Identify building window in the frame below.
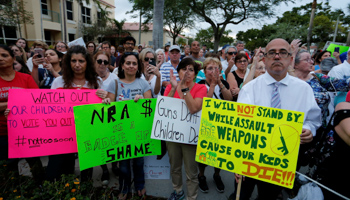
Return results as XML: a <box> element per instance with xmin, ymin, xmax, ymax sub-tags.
<box><xmin>0</xmin><ymin>0</ymin><xmax>12</xmax><ymax>6</ymax></box>
<box><xmin>44</xmin><ymin>30</ymin><xmax>52</xmax><ymax>45</ymax></box>
<box><xmin>41</xmin><ymin>0</ymin><xmax>49</xmax><ymax>15</ymax></box>
<box><xmin>0</xmin><ymin>26</ymin><xmax>18</xmax><ymax>45</ymax></box>
<box><xmin>69</xmin><ymin>33</ymin><xmax>75</xmax><ymax>42</ymax></box>
<box><xmin>81</xmin><ymin>6</ymin><xmax>91</xmax><ymax>24</ymax></box>
<box><xmin>66</xmin><ymin>1</ymin><xmax>73</xmax><ymax>20</ymax></box>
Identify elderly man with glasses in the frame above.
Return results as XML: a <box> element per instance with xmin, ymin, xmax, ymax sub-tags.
<box><xmin>221</xmin><ymin>46</ymin><xmax>238</xmax><ymax>77</ymax></box>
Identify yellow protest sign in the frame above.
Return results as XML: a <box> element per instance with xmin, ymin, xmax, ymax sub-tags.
<box><xmin>196</xmin><ymin>98</ymin><xmax>304</xmax><ymax>189</ymax></box>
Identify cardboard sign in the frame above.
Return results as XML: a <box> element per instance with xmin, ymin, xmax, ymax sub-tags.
<box><xmin>151</xmin><ymin>96</ymin><xmax>201</xmax><ymax>145</ymax></box>
<box><xmin>73</xmin><ymin>99</ymin><xmax>161</xmax><ymax>171</ymax></box>
<box><xmin>68</xmin><ymin>37</ymin><xmax>86</xmax><ymax>48</ymax></box>
<box><xmin>144</xmin><ymin>154</ymin><xmax>171</xmax><ymax>179</ymax></box>
<box><xmin>7</xmin><ymin>89</ymin><xmax>102</xmax><ymax>158</ymax></box>
<box><xmin>326</xmin><ymin>43</ymin><xmax>349</xmax><ymax>57</ymax></box>
<box><xmin>196</xmin><ymin>98</ymin><xmax>304</xmax><ymax>189</ymax></box>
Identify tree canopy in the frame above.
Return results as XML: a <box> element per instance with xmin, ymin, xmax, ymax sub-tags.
<box><xmin>236</xmin><ymin>2</ymin><xmax>349</xmax><ymax>50</ymax></box>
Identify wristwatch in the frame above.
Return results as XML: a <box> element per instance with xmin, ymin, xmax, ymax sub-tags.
<box><xmin>182</xmin><ymin>87</ymin><xmax>189</xmax><ymax>96</ymax></box>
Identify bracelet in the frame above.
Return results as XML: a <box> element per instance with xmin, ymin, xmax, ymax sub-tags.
<box><xmin>181</xmin><ymin>88</ymin><xmax>189</xmax><ymax>92</ymax></box>
<box><xmin>220</xmin><ymin>85</ymin><xmax>225</xmax><ymax>91</ymax></box>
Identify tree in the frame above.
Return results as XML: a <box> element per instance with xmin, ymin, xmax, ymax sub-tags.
<box><xmin>187</xmin><ymin>0</ymin><xmax>294</xmax><ymax>52</ymax></box>
<box><xmin>128</xmin><ymin>0</ymin><xmax>194</xmax><ymax>44</ymax></box>
<box><xmin>195</xmin><ymin>27</ymin><xmax>234</xmax><ymax>50</ymax></box>
<box><xmin>0</xmin><ymin>0</ymin><xmax>34</xmax><ymax>38</ymax></box>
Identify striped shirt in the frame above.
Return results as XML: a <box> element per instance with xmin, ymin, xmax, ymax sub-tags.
<box><xmin>160</xmin><ymin>61</ymin><xmax>180</xmax><ymax>83</ymax></box>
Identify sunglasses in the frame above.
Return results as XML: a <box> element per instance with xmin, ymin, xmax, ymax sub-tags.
<box><xmin>228</xmin><ymin>52</ymin><xmax>237</xmax><ymax>55</ymax></box>
<box><xmin>124</xmin><ymin>52</ymin><xmax>139</xmax><ymax>56</ymax></box>
<box><xmin>144</xmin><ymin>57</ymin><xmax>153</xmax><ymax>62</ymax></box>
<box><xmin>97</xmin><ymin>59</ymin><xmax>109</xmax><ymax>65</ymax></box>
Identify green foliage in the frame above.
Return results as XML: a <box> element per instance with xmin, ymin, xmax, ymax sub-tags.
<box><xmin>237</xmin><ymin>2</ymin><xmax>350</xmax><ymax>49</ymax></box>
<box><xmin>128</xmin><ymin>0</ymin><xmax>194</xmax><ymax>43</ymax></box>
<box><xmin>195</xmin><ymin>28</ymin><xmax>234</xmax><ymax>49</ymax></box>
<box><xmin>0</xmin><ymin>0</ymin><xmax>34</xmax><ymax>26</ymax></box>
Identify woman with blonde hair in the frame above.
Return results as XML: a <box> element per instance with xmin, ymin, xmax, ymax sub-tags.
<box><xmin>139</xmin><ymin>48</ymin><xmax>161</xmax><ymax>97</ymax></box>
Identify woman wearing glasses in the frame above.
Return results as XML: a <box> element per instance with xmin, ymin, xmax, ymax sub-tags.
<box><xmin>294</xmin><ymin>50</ymin><xmax>350</xmax><ymax>129</ymax></box>
<box><xmin>103</xmin><ymin>52</ymin><xmax>151</xmax><ymax>200</ymax></box>
<box><xmin>94</xmin><ymin>51</ymin><xmax>118</xmax><ymax>90</ymax></box>
<box><xmin>86</xmin><ymin>41</ymin><xmax>96</xmax><ymax>55</ymax></box>
<box><xmin>226</xmin><ymin>53</ymin><xmax>249</xmax><ymax>100</ymax></box>
<box><xmin>10</xmin><ymin>45</ymin><xmax>27</xmax><ymax>63</ymax></box>
<box><xmin>54</xmin><ymin>41</ymin><xmax>68</xmax><ymax>53</ymax></box>
<box><xmin>139</xmin><ymin>48</ymin><xmax>161</xmax><ymax>98</ymax></box>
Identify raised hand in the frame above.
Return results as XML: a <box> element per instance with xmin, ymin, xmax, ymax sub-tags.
<box><xmin>169</xmin><ymin>69</ymin><xmax>178</xmax><ymax>89</ymax></box>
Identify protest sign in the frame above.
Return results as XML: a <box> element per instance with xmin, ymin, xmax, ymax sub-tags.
<box><xmin>151</xmin><ymin>96</ymin><xmax>201</xmax><ymax>145</ymax></box>
<box><xmin>7</xmin><ymin>89</ymin><xmax>101</xmax><ymax>158</ymax></box>
<box><xmin>144</xmin><ymin>154</ymin><xmax>170</xmax><ymax>179</ymax></box>
<box><xmin>68</xmin><ymin>37</ymin><xmax>86</xmax><ymax>48</ymax></box>
<box><xmin>196</xmin><ymin>98</ymin><xmax>304</xmax><ymax>189</ymax></box>
<box><xmin>73</xmin><ymin>99</ymin><xmax>161</xmax><ymax>170</ymax></box>
<box><xmin>326</xmin><ymin>43</ymin><xmax>349</xmax><ymax>57</ymax></box>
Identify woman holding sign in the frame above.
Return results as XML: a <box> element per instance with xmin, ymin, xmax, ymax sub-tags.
<box><xmin>49</xmin><ymin>45</ymin><xmax>104</xmax><ymax>182</ymax></box>
<box><xmin>165</xmin><ymin>57</ymin><xmax>207</xmax><ymax>200</ymax></box>
<box><xmin>103</xmin><ymin>52</ymin><xmax>151</xmax><ymax>200</ymax></box>
<box><xmin>196</xmin><ymin>57</ymin><xmax>232</xmax><ymax>193</ymax></box>
<box><xmin>0</xmin><ymin>44</ymin><xmax>44</xmax><ymax>183</ymax></box>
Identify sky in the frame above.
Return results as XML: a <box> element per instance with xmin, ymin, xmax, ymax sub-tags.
<box><xmin>114</xmin><ymin>0</ymin><xmax>349</xmax><ymax>39</ymax></box>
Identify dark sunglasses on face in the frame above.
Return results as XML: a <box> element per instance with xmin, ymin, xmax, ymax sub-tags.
<box><xmin>124</xmin><ymin>52</ymin><xmax>139</xmax><ymax>56</ymax></box>
<box><xmin>144</xmin><ymin>57</ymin><xmax>153</xmax><ymax>62</ymax></box>
<box><xmin>228</xmin><ymin>51</ymin><xmax>237</xmax><ymax>55</ymax></box>
<box><xmin>97</xmin><ymin>59</ymin><xmax>109</xmax><ymax>65</ymax></box>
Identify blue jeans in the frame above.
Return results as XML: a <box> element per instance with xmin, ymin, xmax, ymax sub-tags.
<box><xmin>119</xmin><ymin>157</ymin><xmax>145</xmax><ymax>194</ymax></box>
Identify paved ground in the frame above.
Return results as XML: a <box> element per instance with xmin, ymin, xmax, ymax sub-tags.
<box><xmin>19</xmin><ymin>157</ymin><xmax>301</xmax><ymax>200</ymax></box>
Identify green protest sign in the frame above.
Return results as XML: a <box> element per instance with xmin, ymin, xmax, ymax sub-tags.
<box><xmin>73</xmin><ymin>99</ymin><xmax>161</xmax><ymax>171</ymax></box>
<box><xmin>326</xmin><ymin>43</ymin><xmax>349</xmax><ymax>57</ymax></box>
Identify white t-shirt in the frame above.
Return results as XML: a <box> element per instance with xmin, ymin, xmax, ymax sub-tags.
<box><xmin>141</xmin><ymin>74</ymin><xmax>161</xmax><ymax>98</ymax></box>
<box><xmin>101</xmin><ymin>73</ymin><xmax>118</xmax><ymax>90</ymax></box>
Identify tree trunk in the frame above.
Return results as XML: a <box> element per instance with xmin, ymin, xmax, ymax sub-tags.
<box><xmin>153</xmin><ymin>0</ymin><xmax>164</xmax><ymax>50</ymax></box>
<box><xmin>307</xmin><ymin>0</ymin><xmax>316</xmax><ymax>52</ymax></box>
<box><xmin>346</xmin><ymin>31</ymin><xmax>350</xmax><ymax>46</ymax></box>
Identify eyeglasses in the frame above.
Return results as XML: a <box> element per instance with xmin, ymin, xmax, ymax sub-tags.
<box><xmin>56</xmin><ymin>45</ymin><xmax>66</xmax><ymax>48</ymax></box>
<box><xmin>124</xmin><ymin>52</ymin><xmax>139</xmax><ymax>56</ymax></box>
<box><xmin>264</xmin><ymin>51</ymin><xmax>291</xmax><ymax>58</ymax></box>
<box><xmin>144</xmin><ymin>57</ymin><xmax>153</xmax><ymax>62</ymax></box>
<box><xmin>237</xmin><ymin>60</ymin><xmax>248</xmax><ymax>64</ymax></box>
<box><xmin>301</xmin><ymin>58</ymin><xmax>314</xmax><ymax>63</ymax></box>
<box><xmin>125</xmin><ymin>42</ymin><xmax>135</xmax><ymax>46</ymax></box>
<box><xmin>88</xmin><ymin>45</ymin><xmax>94</xmax><ymax>48</ymax></box>
<box><xmin>227</xmin><ymin>51</ymin><xmax>237</xmax><ymax>55</ymax></box>
<box><xmin>97</xmin><ymin>59</ymin><xmax>109</xmax><ymax>65</ymax></box>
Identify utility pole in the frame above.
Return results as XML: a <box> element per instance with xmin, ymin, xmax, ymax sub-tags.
<box><xmin>333</xmin><ymin>16</ymin><xmax>340</xmax><ymax>42</ymax></box>
<box><xmin>307</xmin><ymin>0</ymin><xmax>316</xmax><ymax>52</ymax></box>
<box><xmin>138</xmin><ymin>9</ymin><xmax>142</xmax><ymax>45</ymax></box>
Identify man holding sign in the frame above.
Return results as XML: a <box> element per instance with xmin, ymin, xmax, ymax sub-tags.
<box><xmin>232</xmin><ymin>38</ymin><xmax>321</xmax><ymax>199</ymax></box>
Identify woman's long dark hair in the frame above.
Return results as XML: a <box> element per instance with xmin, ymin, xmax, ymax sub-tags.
<box><xmin>118</xmin><ymin>52</ymin><xmax>142</xmax><ymax>79</ymax></box>
<box><xmin>62</xmin><ymin>45</ymin><xmax>99</xmax><ymax>89</ymax></box>
<box><xmin>14</xmin><ymin>56</ymin><xmax>30</xmax><ymax>74</ymax></box>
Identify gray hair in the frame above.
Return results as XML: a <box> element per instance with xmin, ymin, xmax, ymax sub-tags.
<box><xmin>225</xmin><ymin>46</ymin><xmax>237</xmax><ymax>54</ymax></box>
<box><xmin>236</xmin><ymin>41</ymin><xmax>245</xmax><ymax>46</ymax></box>
<box><xmin>295</xmin><ymin>49</ymin><xmax>309</xmax><ymax>65</ymax></box>
<box><xmin>155</xmin><ymin>48</ymin><xmax>166</xmax><ymax>63</ymax></box>
<box><xmin>320</xmin><ymin>57</ymin><xmax>338</xmax><ymax>72</ymax></box>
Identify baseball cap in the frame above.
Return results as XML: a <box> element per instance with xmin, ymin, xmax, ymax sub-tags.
<box><xmin>222</xmin><ymin>44</ymin><xmax>230</xmax><ymax>51</ymax></box>
<box><xmin>169</xmin><ymin>45</ymin><xmax>180</xmax><ymax>52</ymax></box>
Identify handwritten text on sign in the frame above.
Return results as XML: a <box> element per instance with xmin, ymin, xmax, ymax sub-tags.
<box><xmin>151</xmin><ymin>96</ymin><xmax>201</xmax><ymax>145</ymax></box>
<box><xmin>7</xmin><ymin>89</ymin><xmax>101</xmax><ymax>158</ymax></box>
<box><xmin>196</xmin><ymin>98</ymin><xmax>304</xmax><ymax>189</ymax></box>
<box><xmin>73</xmin><ymin>99</ymin><xmax>161</xmax><ymax>171</ymax></box>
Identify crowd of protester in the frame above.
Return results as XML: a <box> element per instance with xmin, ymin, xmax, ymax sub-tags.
<box><xmin>0</xmin><ymin>35</ymin><xmax>350</xmax><ymax>200</ymax></box>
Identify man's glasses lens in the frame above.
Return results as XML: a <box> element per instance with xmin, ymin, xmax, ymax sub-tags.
<box><xmin>97</xmin><ymin>59</ymin><xmax>109</xmax><ymax>65</ymax></box>
<box><xmin>228</xmin><ymin>52</ymin><xmax>237</xmax><ymax>55</ymax></box>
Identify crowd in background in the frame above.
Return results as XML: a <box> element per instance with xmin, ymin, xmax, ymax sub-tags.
<box><xmin>0</xmin><ymin>35</ymin><xmax>350</xmax><ymax>200</ymax></box>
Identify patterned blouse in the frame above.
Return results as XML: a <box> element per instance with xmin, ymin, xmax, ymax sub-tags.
<box><xmin>306</xmin><ymin>73</ymin><xmax>350</xmax><ymax>127</ymax></box>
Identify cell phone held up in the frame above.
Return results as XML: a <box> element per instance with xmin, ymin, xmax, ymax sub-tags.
<box><xmin>149</xmin><ymin>59</ymin><xmax>156</xmax><ymax>66</ymax></box>
<box><xmin>34</xmin><ymin>48</ymin><xmax>44</xmax><ymax>58</ymax></box>
<box><xmin>334</xmin><ymin>47</ymin><xmax>340</xmax><ymax>53</ymax></box>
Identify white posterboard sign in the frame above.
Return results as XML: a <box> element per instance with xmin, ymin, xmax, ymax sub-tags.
<box><xmin>144</xmin><ymin>154</ymin><xmax>170</xmax><ymax>179</ymax></box>
<box><xmin>151</xmin><ymin>96</ymin><xmax>201</xmax><ymax>145</ymax></box>
<box><xmin>68</xmin><ymin>37</ymin><xmax>86</xmax><ymax>48</ymax></box>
